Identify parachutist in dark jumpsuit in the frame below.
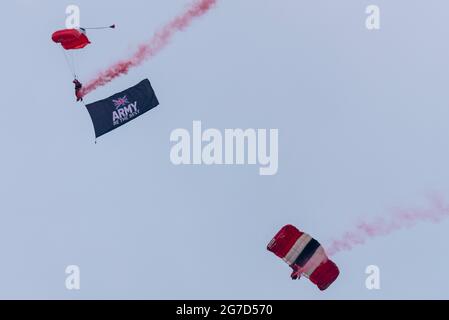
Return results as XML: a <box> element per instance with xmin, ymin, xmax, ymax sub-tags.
<box><xmin>290</xmin><ymin>266</ymin><xmax>302</xmax><ymax>280</ymax></box>
<box><xmin>73</xmin><ymin>79</ymin><xmax>83</xmax><ymax>102</ymax></box>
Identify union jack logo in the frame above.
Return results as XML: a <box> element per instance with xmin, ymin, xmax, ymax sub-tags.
<box><xmin>113</xmin><ymin>96</ymin><xmax>130</xmax><ymax>109</ymax></box>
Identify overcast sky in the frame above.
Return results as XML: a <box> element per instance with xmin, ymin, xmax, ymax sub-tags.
<box><xmin>1</xmin><ymin>0</ymin><xmax>449</xmax><ymax>299</ymax></box>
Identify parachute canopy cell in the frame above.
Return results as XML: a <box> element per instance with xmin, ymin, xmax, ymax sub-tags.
<box><xmin>52</xmin><ymin>29</ymin><xmax>91</xmax><ymax>50</ymax></box>
<box><xmin>267</xmin><ymin>225</ymin><xmax>340</xmax><ymax>291</ymax></box>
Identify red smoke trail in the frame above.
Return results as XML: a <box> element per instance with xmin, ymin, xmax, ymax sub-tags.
<box><xmin>80</xmin><ymin>0</ymin><xmax>217</xmax><ymax>97</ymax></box>
<box><xmin>326</xmin><ymin>195</ymin><xmax>449</xmax><ymax>256</ymax></box>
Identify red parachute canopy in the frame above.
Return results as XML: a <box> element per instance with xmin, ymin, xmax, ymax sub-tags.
<box><xmin>267</xmin><ymin>225</ymin><xmax>340</xmax><ymax>291</ymax></box>
<box><xmin>52</xmin><ymin>29</ymin><xmax>91</xmax><ymax>50</ymax></box>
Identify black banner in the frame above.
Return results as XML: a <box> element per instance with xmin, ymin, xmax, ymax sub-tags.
<box><xmin>85</xmin><ymin>79</ymin><xmax>159</xmax><ymax>138</ymax></box>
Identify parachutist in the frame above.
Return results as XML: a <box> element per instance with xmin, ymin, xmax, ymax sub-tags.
<box><xmin>73</xmin><ymin>79</ymin><xmax>83</xmax><ymax>102</ymax></box>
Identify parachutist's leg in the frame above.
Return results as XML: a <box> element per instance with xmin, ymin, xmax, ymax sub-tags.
<box><xmin>291</xmin><ymin>273</ymin><xmax>301</xmax><ymax>280</ymax></box>
<box><xmin>290</xmin><ymin>267</ymin><xmax>301</xmax><ymax>280</ymax></box>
